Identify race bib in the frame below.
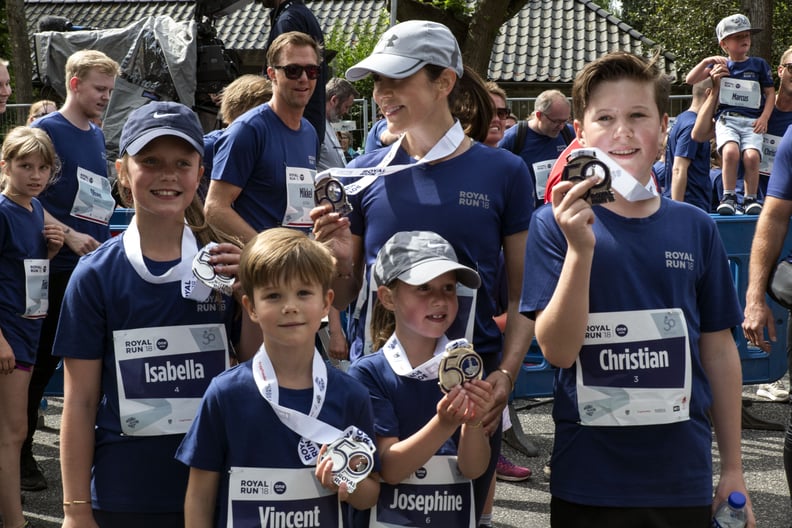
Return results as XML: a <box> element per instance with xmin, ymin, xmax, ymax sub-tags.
<box><xmin>760</xmin><ymin>133</ymin><xmax>782</xmax><ymax>176</ymax></box>
<box><xmin>282</xmin><ymin>167</ymin><xmax>315</xmax><ymax>228</ymax></box>
<box><xmin>719</xmin><ymin>78</ymin><xmax>761</xmax><ymax>110</ymax></box>
<box><xmin>371</xmin><ymin>456</ymin><xmax>474</xmax><ymax>528</ymax></box>
<box><xmin>531</xmin><ymin>159</ymin><xmax>554</xmax><ymax>200</ymax></box>
<box><xmin>227</xmin><ymin>467</ymin><xmax>341</xmax><ymax>528</ymax></box>
<box><xmin>575</xmin><ymin>309</ymin><xmax>691</xmax><ymax>427</ymax></box>
<box><xmin>70</xmin><ymin>167</ymin><xmax>114</xmax><ymax>225</ymax></box>
<box><xmin>22</xmin><ymin>259</ymin><xmax>49</xmax><ymax>319</ymax></box>
<box><xmin>113</xmin><ymin>324</ymin><xmax>229</xmax><ymax>435</ymax></box>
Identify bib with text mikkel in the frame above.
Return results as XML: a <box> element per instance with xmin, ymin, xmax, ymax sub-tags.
<box><xmin>227</xmin><ymin>467</ymin><xmax>341</xmax><ymax>528</ymax></box>
<box><xmin>575</xmin><ymin>309</ymin><xmax>691</xmax><ymax>427</ymax></box>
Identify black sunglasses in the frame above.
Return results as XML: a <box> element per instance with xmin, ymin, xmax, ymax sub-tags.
<box><xmin>273</xmin><ymin>64</ymin><xmax>321</xmax><ymax>80</ymax></box>
<box><xmin>783</xmin><ymin>63</ymin><xmax>792</xmax><ymax>74</ymax></box>
<box><xmin>495</xmin><ymin>107</ymin><xmax>510</xmax><ymax>120</ymax></box>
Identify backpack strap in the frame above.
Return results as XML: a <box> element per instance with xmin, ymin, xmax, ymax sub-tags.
<box><xmin>510</xmin><ymin>120</ymin><xmax>529</xmax><ymax>155</ymax></box>
<box><xmin>560</xmin><ymin>124</ymin><xmax>574</xmax><ymax>145</ymax></box>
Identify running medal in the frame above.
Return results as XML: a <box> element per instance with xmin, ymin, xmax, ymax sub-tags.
<box><xmin>438</xmin><ymin>338</ymin><xmax>483</xmax><ymax>393</ymax></box>
<box><xmin>319</xmin><ymin>426</ymin><xmax>376</xmax><ymax>492</ymax></box>
<box><xmin>314</xmin><ymin>175</ymin><xmax>353</xmax><ymax>217</ymax></box>
<box><xmin>192</xmin><ymin>242</ymin><xmax>235</xmax><ymax>295</ymax></box>
<box><xmin>562</xmin><ymin>148</ymin><xmax>615</xmax><ymax>205</ymax></box>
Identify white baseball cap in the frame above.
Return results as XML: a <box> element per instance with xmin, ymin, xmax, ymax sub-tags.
<box><xmin>716</xmin><ymin>14</ymin><xmax>761</xmax><ymax>42</ymax></box>
<box><xmin>346</xmin><ymin>20</ymin><xmax>464</xmax><ymax>81</ymax></box>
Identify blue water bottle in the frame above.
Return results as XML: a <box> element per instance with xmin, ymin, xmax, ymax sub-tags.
<box><xmin>712</xmin><ymin>491</ymin><xmax>747</xmax><ymax>528</ymax></box>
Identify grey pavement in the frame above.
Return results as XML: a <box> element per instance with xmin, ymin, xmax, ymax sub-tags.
<box><xmin>22</xmin><ymin>385</ymin><xmax>792</xmax><ymax>527</ymax></box>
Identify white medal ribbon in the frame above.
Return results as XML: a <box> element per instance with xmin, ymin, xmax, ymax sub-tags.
<box><xmin>315</xmin><ymin>120</ymin><xmax>467</xmax><ymax>194</ymax></box>
<box><xmin>382</xmin><ymin>333</ymin><xmax>449</xmax><ymax>381</ymax></box>
<box><xmin>252</xmin><ymin>345</ymin><xmax>340</xmax><ymax>465</ymax></box>
<box><xmin>122</xmin><ymin>216</ymin><xmax>212</xmax><ymax>302</ymax></box>
<box><xmin>573</xmin><ymin>147</ymin><xmax>658</xmax><ymax>202</ymax></box>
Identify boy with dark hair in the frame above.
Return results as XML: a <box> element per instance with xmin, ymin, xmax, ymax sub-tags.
<box><xmin>522</xmin><ymin>51</ymin><xmax>754</xmax><ymax>527</ymax></box>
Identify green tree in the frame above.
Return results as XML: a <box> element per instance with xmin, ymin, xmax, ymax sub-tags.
<box><xmin>6</xmin><ymin>0</ymin><xmax>32</xmax><ymax>102</ymax></box>
<box><xmin>619</xmin><ymin>0</ymin><xmax>791</xmax><ymax>80</ymax></box>
<box><xmin>325</xmin><ymin>9</ymin><xmax>391</xmax><ymax>101</ymax></box>
<box><xmin>394</xmin><ymin>0</ymin><xmax>533</xmax><ymax>76</ymax></box>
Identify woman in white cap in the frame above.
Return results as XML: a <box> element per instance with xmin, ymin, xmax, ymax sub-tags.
<box><xmin>312</xmin><ymin>20</ymin><xmax>536</xmax><ymax>523</ymax></box>
<box><xmin>57</xmin><ymin>101</ymin><xmax>241</xmax><ymax>528</ymax></box>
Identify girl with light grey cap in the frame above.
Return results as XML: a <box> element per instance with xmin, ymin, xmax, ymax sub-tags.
<box><xmin>311</xmin><ymin>19</ymin><xmax>536</xmax><ymax>524</ymax></box>
<box><xmin>348</xmin><ymin>230</ymin><xmax>493</xmax><ymax>527</ymax></box>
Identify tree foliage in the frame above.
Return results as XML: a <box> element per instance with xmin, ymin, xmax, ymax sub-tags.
<box><xmin>325</xmin><ymin>9</ymin><xmax>391</xmax><ymax>101</ymax></box>
<box><xmin>6</xmin><ymin>0</ymin><xmax>32</xmax><ymax>102</ymax></box>
<box><xmin>619</xmin><ymin>0</ymin><xmax>791</xmax><ymax>81</ymax></box>
<box><xmin>395</xmin><ymin>0</ymin><xmax>532</xmax><ymax>76</ymax></box>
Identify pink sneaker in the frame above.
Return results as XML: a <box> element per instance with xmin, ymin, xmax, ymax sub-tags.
<box><xmin>495</xmin><ymin>454</ymin><xmax>532</xmax><ymax>481</ymax></box>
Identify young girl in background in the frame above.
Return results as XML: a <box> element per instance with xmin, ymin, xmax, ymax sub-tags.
<box><xmin>348</xmin><ymin>230</ymin><xmax>494</xmax><ymax>527</ymax></box>
<box><xmin>0</xmin><ymin>126</ymin><xmax>63</xmax><ymax>528</ymax></box>
<box><xmin>56</xmin><ymin>101</ymin><xmax>241</xmax><ymax>528</ymax></box>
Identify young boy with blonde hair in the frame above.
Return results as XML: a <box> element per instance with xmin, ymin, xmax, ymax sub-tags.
<box><xmin>686</xmin><ymin>14</ymin><xmax>774</xmax><ymax>215</ymax></box>
<box><xmin>177</xmin><ymin>228</ymin><xmax>379</xmax><ymax>527</ymax></box>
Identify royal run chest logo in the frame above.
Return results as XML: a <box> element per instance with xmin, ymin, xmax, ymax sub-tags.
<box><xmin>458</xmin><ymin>190</ymin><xmax>490</xmax><ymax>209</ymax></box>
<box><xmin>665</xmin><ymin>250</ymin><xmax>695</xmax><ymax>271</ymax></box>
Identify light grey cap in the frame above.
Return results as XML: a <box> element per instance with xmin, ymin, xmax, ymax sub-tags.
<box><xmin>346</xmin><ymin>20</ymin><xmax>464</xmax><ymax>81</ymax></box>
<box><xmin>373</xmin><ymin>230</ymin><xmax>481</xmax><ymax>289</ymax></box>
<box><xmin>716</xmin><ymin>14</ymin><xmax>761</xmax><ymax>42</ymax></box>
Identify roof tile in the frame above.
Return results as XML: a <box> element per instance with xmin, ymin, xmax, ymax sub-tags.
<box><xmin>24</xmin><ymin>0</ymin><xmax>676</xmax><ymax>83</ymax></box>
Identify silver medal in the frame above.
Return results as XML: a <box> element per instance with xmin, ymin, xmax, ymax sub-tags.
<box><xmin>192</xmin><ymin>242</ymin><xmax>235</xmax><ymax>295</ymax></box>
<box><xmin>319</xmin><ymin>427</ymin><xmax>376</xmax><ymax>492</ymax></box>
<box><xmin>314</xmin><ymin>175</ymin><xmax>353</xmax><ymax>217</ymax></box>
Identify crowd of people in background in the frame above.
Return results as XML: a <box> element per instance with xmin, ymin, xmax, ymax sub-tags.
<box><xmin>10</xmin><ymin>4</ymin><xmax>792</xmax><ymax>528</ymax></box>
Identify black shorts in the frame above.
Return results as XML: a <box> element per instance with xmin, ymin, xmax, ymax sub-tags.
<box><xmin>551</xmin><ymin>496</ymin><xmax>711</xmax><ymax>528</ymax></box>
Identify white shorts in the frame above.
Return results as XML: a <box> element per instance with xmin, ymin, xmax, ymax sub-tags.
<box><xmin>715</xmin><ymin>113</ymin><xmax>764</xmax><ymax>158</ymax></box>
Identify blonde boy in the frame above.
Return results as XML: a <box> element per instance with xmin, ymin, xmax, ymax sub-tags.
<box><xmin>177</xmin><ymin>228</ymin><xmax>379</xmax><ymax>527</ymax></box>
<box><xmin>686</xmin><ymin>14</ymin><xmax>774</xmax><ymax>215</ymax></box>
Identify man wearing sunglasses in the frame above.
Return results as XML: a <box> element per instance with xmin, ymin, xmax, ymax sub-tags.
<box><xmin>498</xmin><ymin>89</ymin><xmax>573</xmax><ymax>208</ymax></box>
<box><xmin>757</xmin><ymin>48</ymin><xmax>792</xmax><ymax>199</ymax></box>
<box><xmin>732</xmin><ymin>46</ymin><xmax>792</xmax><ymax>409</ymax></box>
<box><xmin>205</xmin><ymin>31</ymin><xmax>321</xmax><ymax>260</ymax></box>
<box><xmin>261</xmin><ymin>0</ymin><xmax>327</xmax><ymax>153</ymax></box>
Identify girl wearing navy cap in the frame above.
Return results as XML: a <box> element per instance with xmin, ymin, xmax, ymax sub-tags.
<box><xmin>57</xmin><ymin>101</ymin><xmax>241</xmax><ymax>528</ymax></box>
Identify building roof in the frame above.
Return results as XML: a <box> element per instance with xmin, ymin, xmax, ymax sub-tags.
<box><xmin>492</xmin><ymin>1</ymin><xmax>675</xmax><ymax>82</ymax></box>
<box><xmin>23</xmin><ymin>0</ymin><xmax>676</xmax><ymax>82</ymax></box>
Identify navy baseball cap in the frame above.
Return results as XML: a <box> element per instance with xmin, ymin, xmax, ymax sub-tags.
<box><xmin>373</xmin><ymin>231</ymin><xmax>480</xmax><ymax>289</ymax></box>
<box><xmin>119</xmin><ymin>101</ymin><xmax>204</xmax><ymax>156</ymax></box>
